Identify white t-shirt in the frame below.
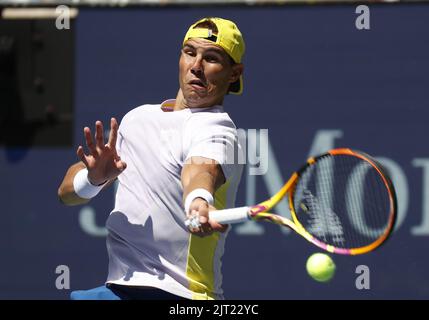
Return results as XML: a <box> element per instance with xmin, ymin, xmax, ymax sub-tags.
<box><xmin>105</xmin><ymin>99</ymin><xmax>243</xmax><ymax>300</ymax></box>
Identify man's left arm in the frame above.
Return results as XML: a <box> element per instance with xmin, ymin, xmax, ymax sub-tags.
<box><xmin>181</xmin><ymin>156</ymin><xmax>229</xmax><ymax>236</ymax></box>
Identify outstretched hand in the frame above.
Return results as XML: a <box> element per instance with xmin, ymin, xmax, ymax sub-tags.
<box><xmin>77</xmin><ymin>118</ymin><xmax>127</xmax><ymax>185</ymax></box>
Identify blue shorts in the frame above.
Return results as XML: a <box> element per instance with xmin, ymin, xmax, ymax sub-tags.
<box><xmin>70</xmin><ymin>284</ymin><xmax>188</xmax><ymax>300</ymax></box>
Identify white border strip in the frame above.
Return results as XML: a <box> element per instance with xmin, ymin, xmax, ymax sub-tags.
<box><xmin>2</xmin><ymin>7</ymin><xmax>79</xmax><ymax>19</ymax></box>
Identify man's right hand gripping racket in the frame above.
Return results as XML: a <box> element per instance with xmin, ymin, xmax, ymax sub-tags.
<box><xmin>185</xmin><ymin>148</ymin><xmax>397</xmax><ymax>255</ymax></box>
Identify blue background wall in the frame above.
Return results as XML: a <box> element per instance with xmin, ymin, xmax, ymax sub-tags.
<box><xmin>1</xmin><ymin>4</ymin><xmax>428</xmax><ymax>299</ymax></box>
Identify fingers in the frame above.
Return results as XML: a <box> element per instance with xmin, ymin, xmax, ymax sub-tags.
<box><xmin>84</xmin><ymin>127</ymin><xmax>97</xmax><ymax>156</ymax></box>
<box><xmin>205</xmin><ymin>212</ymin><xmax>229</xmax><ymax>234</ymax></box>
<box><xmin>115</xmin><ymin>159</ymin><xmax>127</xmax><ymax>172</ymax></box>
<box><xmin>209</xmin><ymin>220</ymin><xmax>229</xmax><ymax>233</ymax></box>
<box><xmin>76</xmin><ymin>145</ymin><xmax>89</xmax><ymax>167</ymax></box>
<box><xmin>188</xmin><ymin>210</ymin><xmax>213</xmax><ymax>237</ymax></box>
<box><xmin>108</xmin><ymin>118</ymin><xmax>118</xmax><ymax>149</ymax></box>
<box><xmin>187</xmin><ymin>199</ymin><xmax>214</xmax><ymax>237</ymax></box>
<box><xmin>95</xmin><ymin>121</ymin><xmax>105</xmax><ymax>150</ymax></box>
<box><xmin>83</xmin><ymin>121</ymin><xmax>108</xmax><ymax>157</ymax></box>
<box><xmin>205</xmin><ymin>204</ymin><xmax>228</xmax><ymax>232</ymax></box>
<box><xmin>185</xmin><ymin>200</ymin><xmax>229</xmax><ymax>236</ymax></box>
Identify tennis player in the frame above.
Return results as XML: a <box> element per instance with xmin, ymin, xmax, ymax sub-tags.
<box><xmin>58</xmin><ymin>17</ymin><xmax>245</xmax><ymax>300</ymax></box>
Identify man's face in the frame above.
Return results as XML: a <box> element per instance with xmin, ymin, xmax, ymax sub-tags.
<box><xmin>179</xmin><ymin>38</ymin><xmax>242</xmax><ymax>108</ymax></box>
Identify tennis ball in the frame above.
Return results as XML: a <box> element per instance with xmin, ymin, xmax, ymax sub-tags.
<box><xmin>306</xmin><ymin>253</ymin><xmax>336</xmax><ymax>282</ymax></box>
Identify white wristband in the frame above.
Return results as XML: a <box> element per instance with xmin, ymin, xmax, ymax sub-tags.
<box><xmin>184</xmin><ymin>188</ymin><xmax>214</xmax><ymax>214</ymax></box>
<box><xmin>73</xmin><ymin>168</ymin><xmax>106</xmax><ymax>199</ymax></box>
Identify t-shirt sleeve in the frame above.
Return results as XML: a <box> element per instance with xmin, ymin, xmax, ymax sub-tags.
<box><xmin>184</xmin><ymin>113</ymin><xmax>240</xmax><ymax>180</ymax></box>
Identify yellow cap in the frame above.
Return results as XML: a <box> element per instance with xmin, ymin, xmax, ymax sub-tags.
<box><xmin>183</xmin><ymin>17</ymin><xmax>245</xmax><ymax>95</ymax></box>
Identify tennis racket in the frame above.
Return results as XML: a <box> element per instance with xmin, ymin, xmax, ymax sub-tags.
<box><xmin>185</xmin><ymin>148</ymin><xmax>397</xmax><ymax>255</ymax></box>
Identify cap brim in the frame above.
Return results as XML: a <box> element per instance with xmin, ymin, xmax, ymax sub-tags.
<box><xmin>228</xmin><ymin>75</ymin><xmax>243</xmax><ymax>95</ymax></box>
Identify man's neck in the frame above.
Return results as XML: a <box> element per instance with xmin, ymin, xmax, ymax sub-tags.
<box><xmin>174</xmin><ymin>89</ymin><xmax>223</xmax><ymax>111</ymax></box>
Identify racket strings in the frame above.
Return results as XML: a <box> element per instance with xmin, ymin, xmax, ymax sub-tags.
<box><xmin>317</xmin><ymin>158</ymin><xmax>345</xmax><ymax>245</ymax></box>
<box><xmin>343</xmin><ymin>157</ymin><xmax>371</xmax><ymax>247</ymax></box>
<box><xmin>295</xmin><ymin>159</ymin><xmax>346</xmax><ymax>246</ymax></box>
<box><xmin>346</xmin><ymin>160</ymin><xmax>390</xmax><ymax>238</ymax></box>
<box><xmin>292</xmin><ymin>154</ymin><xmax>393</xmax><ymax>250</ymax></box>
<box><xmin>339</xmin><ymin>155</ymin><xmax>390</xmax><ymax>246</ymax></box>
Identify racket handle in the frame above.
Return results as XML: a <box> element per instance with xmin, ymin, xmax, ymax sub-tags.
<box><xmin>209</xmin><ymin>207</ymin><xmax>250</xmax><ymax>224</ymax></box>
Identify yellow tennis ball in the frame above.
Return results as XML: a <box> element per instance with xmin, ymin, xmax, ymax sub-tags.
<box><xmin>306</xmin><ymin>253</ymin><xmax>336</xmax><ymax>282</ymax></box>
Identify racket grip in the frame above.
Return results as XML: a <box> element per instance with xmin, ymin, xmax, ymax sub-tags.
<box><xmin>209</xmin><ymin>207</ymin><xmax>250</xmax><ymax>224</ymax></box>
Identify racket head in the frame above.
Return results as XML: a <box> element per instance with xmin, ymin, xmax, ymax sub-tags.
<box><xmin>288</xmin><ymin>148</ymin><xmax>397</xmax><ymax>255</ymax></box>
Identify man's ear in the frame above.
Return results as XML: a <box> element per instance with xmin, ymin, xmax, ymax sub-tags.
<box><xmin>229</xmin><ymin>63</ymin><xmax>244</xmax><ymax>84</ymax></box>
